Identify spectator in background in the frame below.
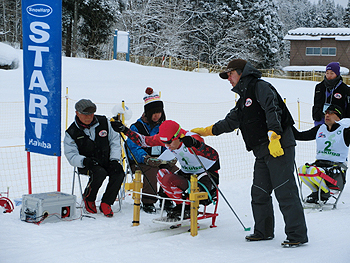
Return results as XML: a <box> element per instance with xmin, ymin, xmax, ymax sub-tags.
<box><xmin>126</xmin><ymin>87</ymin><xmax>178</xmax><ymax>214</ymax></box>
<box><xmin>64</xmin><ymin>99</ymin><xmax>125</xmax><ymax>217</ymax></box>
<box><xmin>312</xmin><ymin>62</ymin><xmax>350</xmax><ymax>126</ymax></box>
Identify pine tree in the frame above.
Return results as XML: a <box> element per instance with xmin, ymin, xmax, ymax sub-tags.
<box><xmin>343</xmin><ymin>0</ymin><xmax>350</xmax><ymax>27</ymax></box>
<box><xmin>185</xmin><ymin>0</ymin><xmax>245</xmax><ymax>64</ymax></box>
<box><xmin>277</xmin><ymin>0</ymin><xmax>317</xmax><ymax>31</ymax></box>
<box><xmin>79</xmin><ymin>0</ymin><xmax>118</xmax><ymax>58</ymax></box>
<box><xmin>211</xmin><ymin>0</ymin><xmax>253</xmax><ymax>65</ymax></box>
<box><xmin>313</xmin><ymin>0</ymin><xmax>342</xmax><ymax>27</ymax></box>
<box><xmin>62</xmin><ymin>0</ymin><xmax>122</xmax><ymax>59</ymax></box>
<box><xmin>243</xmin><ymin>0</ymin><xmax>284</xmax><ymax>68</ymax></box>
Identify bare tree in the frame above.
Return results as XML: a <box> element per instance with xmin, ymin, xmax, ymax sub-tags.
<box><xmin>0</xmin><ymin>0</ymin><xmax>22</xmax><ymax>46</ymax></box>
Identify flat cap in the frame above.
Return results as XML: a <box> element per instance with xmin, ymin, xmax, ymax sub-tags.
<box><xmin>75</xmin><ymin>99</ymin><xmax>96</xmax><ymax>115</ymax></box>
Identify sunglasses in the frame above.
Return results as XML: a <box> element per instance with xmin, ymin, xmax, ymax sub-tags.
<box><xmin>325</xmin><ymin>109</ymin><xmax>341</xmax><ymax>116</ymax></box>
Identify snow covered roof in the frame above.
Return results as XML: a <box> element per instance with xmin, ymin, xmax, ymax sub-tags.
<box><xmin>283</xmin><ymin>65</ymin><xmax>349</xmax><ymax>75</ymax></box>
<box><xmin>284</xmin><ymin>28</ymin><xmax>350</xmax><ymax>41</ymax></box>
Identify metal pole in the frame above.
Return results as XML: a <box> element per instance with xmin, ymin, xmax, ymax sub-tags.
<box><xmin>133</xmin><ymin>170</ymin><xmax>142</xmax><ymax>225</ymax></box>
<box><xmin>57</xmin><ymin>156</ymin><xmax>61</xmax><ymax>192</ymax></box>
<box><xmin>126</xmin><ymin>31</ymin><xmax>130</xmax><ymax>62</ymax></box>
<box><xmin>27</xmin><ymin>152</ymin><xmax>32</xmax><ymax>194</ymax></box>
<box><xmin>113</xmin><ymin>29</ymin><xmax>118</xmax><ymax>60</ymax></box>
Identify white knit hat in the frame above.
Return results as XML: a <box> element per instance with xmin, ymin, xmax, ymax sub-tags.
<box><xmin>143</xmin><ymin>87</ymin><xmax>163</xmax><ymax>113</ymax></box>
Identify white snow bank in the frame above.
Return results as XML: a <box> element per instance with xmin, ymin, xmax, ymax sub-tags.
<box><xmin>0</xmin><ymin>42</ymin><xmax>19</xmax><ymax>69</ymax></box>
<box><xmin>283</xmin><ymin>65</ymin><xmax>349</xmax><ymax>75</ymax></box>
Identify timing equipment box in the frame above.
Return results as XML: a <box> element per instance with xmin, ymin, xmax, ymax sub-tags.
<box><xmin>20</xmin><ymin>192</ymin><xmax>76</xmax><ymax>223</ymax></box>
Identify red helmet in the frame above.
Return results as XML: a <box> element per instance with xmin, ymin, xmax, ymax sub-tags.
<box><xmin>158</xmin><ymin>120</ymin><xmax>184</xmax><ymax>143</ymax></box>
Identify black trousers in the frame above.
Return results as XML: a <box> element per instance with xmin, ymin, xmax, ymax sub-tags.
<box><xmin>251</xmin><ymin>146</ymin><xmax>308</xmax><ymax>243</ymax></box>
<box><xmin>82</xmin><ymin>164</ymin><xmax>125</xmax><ymax>205</ymax></box>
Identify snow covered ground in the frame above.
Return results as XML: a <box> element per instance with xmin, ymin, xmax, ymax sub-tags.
<box><xmin>0</xmin><ymin>48</ymin><xmax>350</xmax><ymax>262</ymax></box>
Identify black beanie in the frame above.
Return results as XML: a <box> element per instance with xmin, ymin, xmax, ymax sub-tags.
<box><xmin>325</xmin><ymin>104</ymin><xmax>343</xmax><ymax>119</ymax></box>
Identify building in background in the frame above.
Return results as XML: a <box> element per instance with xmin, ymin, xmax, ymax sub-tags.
<box><xmin>284</xmin><ymin>28</ymin><xmax>350</xmax><ymax>72</ymax></box>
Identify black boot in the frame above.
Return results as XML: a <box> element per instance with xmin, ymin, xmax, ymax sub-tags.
<box><xmin>167</xmin><ymin>204</ymin><xmax>191</xmax><ymax>220</ymax></box>
<box><xmin>159</xmin><ymin>199</ymin><xmax>175</xmax><ymax>211</ymax></box>
<box><xmin>142</xmin><ymin>203</ymin><xmax>156</xmax><ymax>214</ymax></box>
<box><xmin>320</xmin><ymin>191</ymin><xmax>330</xmax><ymax>202</ymax></box>
<box><xmin>306</xmin><ymin>192</ymin><xmax>318</xmax><ymax>203</ymax></box>
<box><xmin>281</xmin><ymin>239</ymin><xmax>307</xmax><ymax>247</ymax></box>
<box><xmin>245</xmin><ymin>233</ymin><xmax>274</xmax><ymax>241</ymax></box>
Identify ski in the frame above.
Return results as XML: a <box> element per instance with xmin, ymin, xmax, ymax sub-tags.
<box><xmin>170</xmin><ymin>224</ymin><xmax>182</xmax><ymax>229</ymax></box>
<box><xmin>146</xmin><ymin>220</ymin><xmax>209</xmax><ymax>235</ymax></box>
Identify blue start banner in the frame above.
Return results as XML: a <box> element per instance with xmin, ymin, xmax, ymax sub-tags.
<box><xmin>22</xmin><ymin>0</ymin><xmax>62</xmax><ymax>156</ymax></box>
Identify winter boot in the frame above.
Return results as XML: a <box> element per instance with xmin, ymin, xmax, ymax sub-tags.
<box><xmin>305</xmin><ymin>191</ymin><xmax>318</xmax><ymax>203</ymax></box>
<box><xmin>159</xmin><ymin>199</ymin><xmax>175</xmax><ymax>211</ymax></box>
<box><xmin>320</xmin><ymin>191</ymin><xmax>330</xmax><ymax>202</ymax></box>
<box><xmin>142</xmin><ymin>203</ymin><xmax>156</xmax><ymax>214</ymax></box>
<box><xmin>167</xmin><ymin>204</ymin><xmax>191</xmax><ymax>220</ymax></box>
<box><xmin>281</xmin><ymin>239</ymin><xmax>307</xmax><ymax>248</ymax></box>
<box><xmin>83</xmin><ymin>197</ymin><xmax>97</xmax><ymax>214</ymax></box>
<box><xmin>164</xmin><ymin>200</ymin><xmax>176</xmax><ymax>211</ymax></box>
<box><xmin>245</xmin><ymin>233</ymin><xmax>274</xmax><ymax>241</ymax></box>
<box><xmin>100</xmin><ymin>202</ymin><xmax>113</xmax><ymax>217</ymax></box>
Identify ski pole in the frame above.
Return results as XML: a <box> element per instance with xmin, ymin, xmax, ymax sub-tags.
<box><xmin>119</xmin><ymin>131</ymin><xmax>158</xmax><ymax>195</ymax></box>
<box><xmin>191</xmin><ymin>148</ymin><xmax>251</xmax><ymax>231</ymax></box>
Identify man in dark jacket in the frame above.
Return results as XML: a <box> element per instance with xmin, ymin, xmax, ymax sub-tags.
<box><xmin>192</xmin><ymin>59</ymin><xmax>308</xmax><ymax>247</ymax></box>
<box><xmin>312</xmin><ymin>62</ymin><xmax>350</xmax><ymax>126</ymax></box>
<box><xmin>64</xmin><ymin>99</ymin><xmax>125</xmax><ymax>217</ymax></box>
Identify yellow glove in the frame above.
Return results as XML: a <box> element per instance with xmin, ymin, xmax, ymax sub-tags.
<box><xmin>268</xmin><ymin>130</ymin><xmax>284</xmax><ymax>158</ymax></box>
<box><xmin>191</xmin><ymin>125</ymin><xmax>214</xmax><ymax>137</ymax></box>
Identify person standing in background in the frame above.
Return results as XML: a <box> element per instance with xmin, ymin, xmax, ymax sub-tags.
<box><xmin>312</xmin><ymin>62</ymin><xmax>350</xmax><ymax>125</ymax></box>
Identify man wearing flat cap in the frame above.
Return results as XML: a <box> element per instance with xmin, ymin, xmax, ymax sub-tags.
<box><xmin>64</xmin><ymin>99</ymin><xmax>125</xmax><ymax>217</ymax></box>
<box><xmin>192</xmin><ymin>59</ymin><xmax>308</xmax><ymax>247</ymax></box>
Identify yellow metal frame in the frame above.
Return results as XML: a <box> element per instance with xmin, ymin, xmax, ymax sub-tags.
<box><xmin>189</xmin><ymin>174</ymin><xmax>208</xmax><ymax>236</ymax></box>
<box><xmin>125</xmin><ymin>170</ymin><xmax>143</xmax><ymax>226</ymax></box>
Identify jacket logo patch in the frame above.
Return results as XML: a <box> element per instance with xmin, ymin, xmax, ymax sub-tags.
<box><xmin>318</xmin><ymin>132</ymin><xmax>326</xmax><ymax>138</ymax></box>
<box><xmin>334</xmin><ymin>93</ymin><xmax>342</xmax><ymax>99</ymax></box>
<box><xmin>245</xmin><ymin>98</ymin><xmax>252</xmax><ymax>107</ymax></box>
<box><xmin>99</xmin><ymin>130</ymin><xmax>108</xmax><ymax>137</ymax></box>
